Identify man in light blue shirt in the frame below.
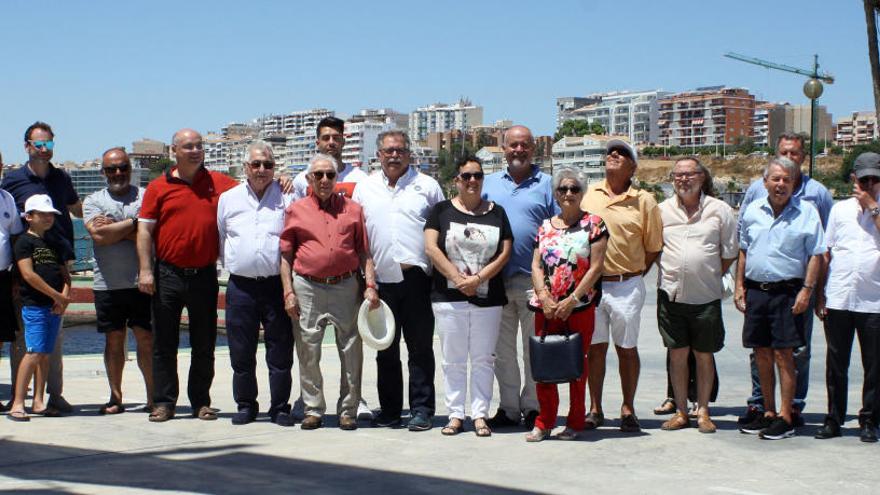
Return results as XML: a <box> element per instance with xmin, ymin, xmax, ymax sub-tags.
<box><xmin>481</xmin><ymin>125</ymin><xmax>558</xmax><ymax>429</ymax></box>
<box><xmin>734</xmin><ymin>156</ymin><xmax>825</xmax><ymax>440</ymax></box>
<box><xmin>736</xmin><ymin>133</ymin><xmax>831</xmax><ymax>426</ymax></box>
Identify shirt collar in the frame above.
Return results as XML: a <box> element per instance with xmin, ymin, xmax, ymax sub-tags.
<box><xmin>501</xmin><ymin>164</ymin><xmax>540</xmax><ymax>185</ymax></box>
<box><xmin>596</xmin><ymin>178</ymin><xmax>638</xmax><ymax>199</ymax></box>
<box><xmin>245</xmin><ymin>180</ymin><xmax>279</xmax><ymax>205</ymax></box>
<box><xmin>165</xmin><ymin>165</ymin><xmax>208</xmax><ymax>184</ymax></box>
<box><xmin>674</xmin><ymin>192</ymin><xmax>706</xmax><ymax>211</ymax></box>
<box><xmin>308</xmin><ymin>190</ymin><xmax>342</xmax><ymax>211</ymax></box>
<box><xmin>760</xmin><ymin>195</ymin><xmax>800</xmax><ymax>217</ymax></box>
<box><xmin>382</xmin><ymin>165</ymin><xmax>416</xmax><ymax>188</ymax></box>
<box><xmin>24</xmin><ymin>161</ymin><xmax>56</xmax><ymax>180</ymax></box>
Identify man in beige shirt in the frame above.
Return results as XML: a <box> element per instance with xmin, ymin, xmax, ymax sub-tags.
<box><xmin>581</xmin><ymin>139</ymin><xmax>663</xmax><ymax>432</ymax></box>
<box><xmin>656</xmin><ymin>157</ymin><xmax>737</xmax><ymax>433</ymax></box>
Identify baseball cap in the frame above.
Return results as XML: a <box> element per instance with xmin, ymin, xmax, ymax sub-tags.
<box><xmin>605</xmin><ymin>138</ymin><xmax>638</xmax><ymax>165</ymax></box>
<box><xmin>853</xmin><ymin>152</ymin><xmax>880</xmax><ymax>179</ymax></box>
<box><xmin>23</xmin><ymin>194</ymin><xmax>61</xmax><ymax>215</ymax></box>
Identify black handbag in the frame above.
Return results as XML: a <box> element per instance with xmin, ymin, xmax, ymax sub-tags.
<box><xmin>529</xmin><ymin>321</ymin><xmax>584</xmax><ymax>384</ymax></box>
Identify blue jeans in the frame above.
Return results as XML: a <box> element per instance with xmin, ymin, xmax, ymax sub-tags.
<box><xmin>746</xmin><ymin>298</ymin><xmax>814</xmax><ymax>413</ymax></box>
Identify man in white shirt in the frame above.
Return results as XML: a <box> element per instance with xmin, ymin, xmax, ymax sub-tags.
<box><xmin>291</xmin><ymin>116</ymin><xmax>368</xmax><ymax>201</ymax></box>
<box><xmin>655</xmin><ymin>157</ymin><xmax>737</xmax><ymax>433</ymax></box>
<box><xmin>815</xmin><ymin>152</ymin><xmax>880</xmax><ymax>443</ymax></box>
<box><xmin>217</xmin><ymin>141</ymin><xmax>294</xmax><ymax>426</ymax></box>
<box><xmin>353</xmin><ymin>130</ymin><xmax>445</xmax><ymax>431</ymax></box>
<box><xmin>0</xmin><ymin>151</ymin><xmax>25</xmax><ymax>410</ymax></box>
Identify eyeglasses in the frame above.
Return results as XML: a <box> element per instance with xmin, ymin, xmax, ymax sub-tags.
<box><xmin>556</xmin><ymin>185</ymin><xmax>582</xmax><ymax>195</ymax></box>
<box><xmin>103</xmin><ymin>163</ymin><xmax>131</xmax><ymax>174</ymax></box>
<box><xmin>311</xmin><ymin>171</ymin><xmax>337</xmax><ymax>180</ymax></box>
<box><xmin>248</xmin><ymin>160</ymin><xmax>275</xmax><ymax>170</ymax></box>
<box><xmin>29</xmin><ymin>140</ymin><xmax>55</xmax><ymax>151</ymax></box>
<box><xmin>379</xmin><ymin>147</ymin><xmax>410</xmax><ymax>156</ymax></box>
<box><xmin>458</xmin><ymin>172</ymin><xmax>484</xmax><ymax>181</ymax></box>
<box><xmin>670</xmin><ymin>171</ymin><xmax>703</xmax><ymax>180</ymax></box>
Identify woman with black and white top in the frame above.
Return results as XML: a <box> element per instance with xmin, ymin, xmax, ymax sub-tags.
<box><xmin>424</xmin><ymin>156</ymin><xmax>513</xmax><ymax>437</ymax></box>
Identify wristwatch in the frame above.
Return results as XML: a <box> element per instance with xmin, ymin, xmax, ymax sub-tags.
<box><xmin>870</xmin><ymin>206</ymin><xmax>880</xmax><ymax>218</ymax></box>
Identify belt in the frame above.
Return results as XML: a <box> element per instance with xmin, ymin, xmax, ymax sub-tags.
<box><xmin>601</xmin><ymin>272</ymin><xmax>641</xmax><ymax>282</ymax></box>
<box><xmin>299</xmin><ymin>270</ymin><xmax>357</xmax><ymax>285</ymax></box>
<box><xmin>745</xmin><ymin>278</ymin><xmax>803</xmax><ymax>292</ymax></box>
<box><xmin>158</xmin><ymin>260</ymin><xmax>215</xmax><ymax>277</ymax></box>
<box><xmin>230</xmin><ymin>273</ymin><xmax>280</xmax><ymax>282</ymax></box>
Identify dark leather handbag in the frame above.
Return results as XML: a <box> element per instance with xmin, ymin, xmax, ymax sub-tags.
<box><xmin>529</xmin><ymin>321</ymin><xmax>584</xmax><ymax>384</ymax></box>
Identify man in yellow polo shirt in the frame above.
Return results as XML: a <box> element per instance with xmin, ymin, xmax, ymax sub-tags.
<box><xmin>581</xmin><ymin>139</ymin><xmax>663</xmax><ymax>432</ymax></box>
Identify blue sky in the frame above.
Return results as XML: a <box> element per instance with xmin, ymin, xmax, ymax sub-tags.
<box><xmin>0</xmin><ymin>0</ymin><xmax>872</xmax><ymax>163</ymax></box>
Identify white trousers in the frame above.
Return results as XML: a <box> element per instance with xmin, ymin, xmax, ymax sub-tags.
<box><xmin>434</xmin><ymin>301</ymin><xmax>503</xmax><ymax>420</ymax></box>
<box><xmin>494</xmin><ymin>274</ymin><xmax>538</xmax><ymax>420</ymax></box>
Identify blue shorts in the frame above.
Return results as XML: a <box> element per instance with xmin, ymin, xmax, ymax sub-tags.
<box><xmin>22</xmin><ymin>306</ymin><xmax>62</xmax><ymax>354</ymax></box>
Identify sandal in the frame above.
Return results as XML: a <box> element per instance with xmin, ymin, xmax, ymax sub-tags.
<box><xmin>193</xmin><ymin>406</ymin><xmax>218</xmax><ymax>421</ymax></box>
<box><xmin>32</xmin><ymin>406</ymin><xmax>62</xmax><ymax>417</ymax></box>
<box><xmin>148</xmin><ymin>405</ymin><xmax>175</xmax><ymax>423</ymax></box>
<box><xmin>556</xmin><ymin>427</ymin><xmax>579</xmax><ymax>441</ymax></box>
<box><xmin>473</xmin><ymin>418</ymin><xmax>492</xmax><ymax>437</ymax></box>
<box><xmin>441</xmin><ymin>419</ymin><xmax>463</xmax><ymax>436</ymax></box>
<box><xmin>525</xmin><ymin>426</ymin><xmax>550</xmax><ymax>442</ymax></box>
<box><xmin>653</xmin><ymin>398</ymin><xmax>676</xmax><ymax>415</ymax></box>
<box><xmin>584</xmin><ymin>411</ymin><xmax>604</xmax><ymax>430</ymax></box>
<box><xmin>100</xmin><ymin>402</ymin><xmax>126</xmax><ymax>415</ymax></box>
<box><xmin>620</xmin><ymin>413</ymin><xmax>641</xmax><ymax>433</ymax></box>
<box><xmin>7</xmin><ymin>410</ymin><xmax>30</xmax><ymax>422</ymax></box>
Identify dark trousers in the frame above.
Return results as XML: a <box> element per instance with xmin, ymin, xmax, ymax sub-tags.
<box><xmin>823</xmin><ymin>308</ymin><xmax>880</xmax><ymax>425</ymax></box>
<box><xmin>152</xmin><ymin>262</ymin><xmax>219</xmax><ymax>410</ymax></box>
<box><xmin>226</xmin><ymin>274</ymin><xmax>293</xmax><ymax>418</ymax></box>
<box><xmin>377</xmin><ymin>267</ymin><xmax>435</xmax><ymax>418</ymax></box>
<box><xmin>664</xmin><ymin>350</ymin><xmax>719</xmax><ymax>403</ymax></box>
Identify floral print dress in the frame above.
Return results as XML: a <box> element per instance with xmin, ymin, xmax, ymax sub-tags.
<box><xmin>530</xmin><ymin>212</ymin><xmax>608</xmax><ymax>312</ymax></box>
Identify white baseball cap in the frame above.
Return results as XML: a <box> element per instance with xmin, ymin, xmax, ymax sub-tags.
<box><xmin>357</xmin><ymin>299</ymin><xmax>396</xmax><ymax>351</ymax></box>
<box><xmin>605</xmin><ymin>138</ymin><xmax>639</xmax><ymax>166</ymax></box>
<box><xmin>23</xmin><ymin>194</ymin><xmax>61</xmax><ymax>216</ymax></box>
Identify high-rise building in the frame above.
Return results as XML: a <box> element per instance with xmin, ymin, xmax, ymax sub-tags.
<box><xmin>557</xmin><ymin>90</ymin><xmax>670</xmax><ymax>145</ymax></box>
<box><xmin>768</xmin><ymin>103</ymin><xmax>832</xmax><ymax>146</ymax></box>
<box><xmin>835</xmin><ymin>111</ymin><xmax>878</xmax><ymax>148</ymax></box>
<box><xmin>342</xmin><ymin>120</ymin><xmax>392</xmax><ymax>169</ymax></box>
<box><xmin>753</xmin><ymin>102</ymin><xmax>774</xmax><ymax>147</ymax></box>
<box><xmin>657</xmin><ymin>86</ymin><xmax>756</xmax><ymax>148</ymax></box>
<box><xmin>409</xmin><ymin>99</ymin><xmax>483</xmax><ymax>143</ymax></box>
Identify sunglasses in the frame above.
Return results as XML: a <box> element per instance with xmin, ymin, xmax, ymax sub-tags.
<box><xmin>556</xmin><ymin>185</ymin><xmax>582</xmax><ymax>195</ymax></box>
<box><xmin>311</xmin><ymin>171</ymin><xmax>337</xmax><ymax>180</ymax></box>
<box><xmin>29</xmin><ymin>140</ymin><xmax>55</xmax><ymax>151</ymax></box>
<box><xmin>607</xmin><ymin>147</ymin><xmax>632</xmax><ymax>160</ymax></box>
<box><xmin>103</xmin><ymin>163</ymin><xmax>131</xmax><ymax>174</ymax></box>
<box><xmin>248</xmin><ymin>160</ymin><xmax>275</xmax><ymax>170</ymax></box>
<box><xmin>458</xmin><ymin>172</ymin><xmax>484</xmax><ymax>181</ymax></box>
<box><xmin>858</xmin><ymin>176</ymin><xmax>880</xmax><ymax>185</ymax></box>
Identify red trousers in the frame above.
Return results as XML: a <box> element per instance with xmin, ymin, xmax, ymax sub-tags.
<box><xmin>533</xmin><ymin>308</ymin><xmax>594</xmax><ymax>431</ymax></box>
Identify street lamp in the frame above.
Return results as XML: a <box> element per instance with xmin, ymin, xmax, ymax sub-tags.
<box><xmin>803</xmin><ymin>76</ymin><xmax>824</xmax><ymax>177</ymax></box>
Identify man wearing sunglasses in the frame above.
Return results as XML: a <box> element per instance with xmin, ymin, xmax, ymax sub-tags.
<box><xmin>814</xmin><ymin>152</ymin><xmax>880</xmax><ymax>442</ymax></box>
<box><xmin>83</xmin><ymin>147</ymin><xmax>153</xmax><ymax>415</ymax></box>
<box><xmin>137</xmin><ymin>128</ymin><xmax>239</xmax><ymax>422</ymax></box>
<box><xmin>581</xmin><ymin>138</ymin><xmax>663</xmax><ymax>433</ymax></box>
<box><xmin>1</xmin><ymin>121</ymin><xmax>82</xmax><ymax>414</ymax></box>
<box><xmin>217</xmin><ymin>141</ymin><xmax>295</xmax><ymax>426</ymax></box>
<box><xmin>481</xmin><ymin>125</ymin><xmax>558</xmax><ymax>431</ymax></box>
<box><xmin>290</xmin><ymin>117</ymin><xmax>368</xmax><ymax>201</ymax></box>
<box><xmin>736</xmin><ymin>133</ymin><xmax>832</xmax><ymax>428</ymax></box>
<box><xmin>280</xmin><ymin>154</ymin><xmax>378</xmax><ymax>431</ymax></box>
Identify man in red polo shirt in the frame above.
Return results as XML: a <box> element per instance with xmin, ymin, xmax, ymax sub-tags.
<box><xmin>280</xmin><ymin>153</ymin><xmax>379</xmax><ymax>430</ymax></box>
<box><xmin>137</xmin><ymin>128</ymin><xmax>238</xmax><ymax>422</ymax></box>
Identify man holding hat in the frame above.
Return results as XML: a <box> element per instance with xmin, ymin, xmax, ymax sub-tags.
<box><xmin>814</xmin><ymin>152</ymin><xmax>880</xmax><ymax>442</ymax></box>
<box><xmin>581</xmin><ymin>138</ymin><xmax>663</xmax><ymax>432</ymax></box>
<box><xmin>280</xmin><ymin>153</ymin><xmax>378</xmax><ymax>431</ymax></box>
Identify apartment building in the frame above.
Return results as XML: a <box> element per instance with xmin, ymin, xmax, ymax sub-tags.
<box><xmin>835</xmin><ymin>111</ymin><xmax>878</xmax><ymax>148</ymax></box>
<box><xmin>556</xmin><ymin>90</ymin><xmax>670</xmax><ymax>145</ymax></box>
<box><xmin>768</xmin><ymin>103</ymin><xmax>832</xmax><ymax>146</ymax></box>
<box><xmin>753</xmin><ymin>102</ymin><xmax>773</xmax><ymax>147</ymax></box>
<box><xmin>657</xmin><ymin>86</ymin><xmax>756</xmax><ymax>147</ymax></box>
<box><xmin>342</xmin><ymin>120</ymin><xmax>392</xmax><ymax>169</ymax></box>
<box><xmin>475</xmin><ymin>146</ymin><xmax>505</xmax><ymax>174</ymax></box>
<box><xmin>551</xmin><ymin>135</ymin><xmax>616</xmax><ymax>185</ymax></box>
<box><xmin>409</xmin><ymin>99</ymin><xmax>483</xmax><ymax>143</ymax></box>
<box><xmin>349</xmin><ymin>108</ymin><xmax>409</xmax><ymax>130</ymax></box>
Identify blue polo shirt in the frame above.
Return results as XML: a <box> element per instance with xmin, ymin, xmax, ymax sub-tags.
<box><xmin>738</xmin><ymin>174</ymin><xmax>832</xmax><ymax>232</ymax></box>
<box><xmin>482</xmin><ymin>165</ymin><xmax>559</xmax><ymax>278</ymax></box>
<box><xmin>1</xmin><ymin>163</ymin><xmax>79</xmax><ymax>261</ymax></box>
<box><xmin>740</xmin><ymin>196</ymin><xmax>826</xmax><ymax>282</ymax></box>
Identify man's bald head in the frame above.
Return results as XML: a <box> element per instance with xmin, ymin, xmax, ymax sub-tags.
<box><xmin>171</xmin><ymin>128</ymin><xmax>205</xmax><ymax>169</ymax></box>
<box><xmin>172</xmin><ymin>128</ymin><xmax>202</xmax><ymax>145</ymax></box>
<box><xmin>502</xmin><ymin>125</ymin><xmax>535</xmax><ymax>178</ymax></box>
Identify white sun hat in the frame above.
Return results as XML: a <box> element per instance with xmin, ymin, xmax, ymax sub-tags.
<box><xmin>357</xmin><ymin>299</ymin><xmax>396</xmax><ymax>351</ymax></box>
<box><xmin>22</xmin><ymin>194</ymin><xmax>61</xmax><ymax>216</ymax></box>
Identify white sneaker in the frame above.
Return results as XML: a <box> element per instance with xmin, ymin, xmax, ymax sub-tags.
<box><xmin>357</xmin><ymin>398</ymin><xmax>374</xmax><ymax>420</ymax></box>
<box><xmin>291</xmin><ymin>396</ymin><xmax>305</xmax><ymax>420</ymax></box>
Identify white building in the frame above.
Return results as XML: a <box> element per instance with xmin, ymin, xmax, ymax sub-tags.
<box><xmin>476</xmin><ymin>146</ymin><xmax>505</xmax><ymax>174</ymax></box>
<box><xmin>557</xmin><ymin>90</ymin><xmax>670</xmax><ymax>145</ymax></box>
<box><xmin>552</xmin><ymin>135</ymin><xmax>618</xmax><ymax>185</ymax></box>
<box><xmin>409</xmin><ymin>99</ymin><xmax>483</xmax><ymax>143</ymax></box>
<box><xmin>342</xmin><ymin>120</ymin><xmax>393</xmax><ymax>169</ymax></box>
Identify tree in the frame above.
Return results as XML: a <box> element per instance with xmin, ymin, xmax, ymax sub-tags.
<box><xmin>865</xmin><ymin>1</ymin><xmax>880</xmax><ymax>118</ymax></box>
<box><xmin>554</xmin><ymin>120</ymin><xmax>606</xmax><ymax>141</ymax></box>
<box><xmin>150</xmin><ymin>158</ymin><xmax>174</xmax><ymax>180</ymax></box>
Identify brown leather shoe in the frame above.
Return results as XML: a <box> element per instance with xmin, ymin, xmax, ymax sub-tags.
<box><xmin>301</xmin><ymin>415</ymin><xmax>323</xmax><ymax>430</ymax></box>
<box><xmin>661</xmin><ymin>411</ymin><xmax>691</xmax><ymax>431</ymax></box>
<box><xmin>148</xmin><ymin>405</ymin><xmax>175</xmax><ymax>423</ymax></box>
<box><xmin>697</xmin><ymin>413</ymin><xmax>717</xmax><ymax>434</ymax></box>
<box><xmin>339</xmin><ymin>416</ymin><xmax>358</xmax><ymax>430</ymax></box>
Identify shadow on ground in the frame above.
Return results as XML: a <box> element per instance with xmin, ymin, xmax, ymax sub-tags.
<box><xmin>0</xmin><ymin>438</ymin><xmax>539</xmax><ymax>494</ymax></box>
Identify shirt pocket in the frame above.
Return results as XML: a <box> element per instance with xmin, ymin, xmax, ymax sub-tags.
<box><xmin>337</xmin><ymin>222</ymin><xmax>356</xmax><ymax>251</ymax></box>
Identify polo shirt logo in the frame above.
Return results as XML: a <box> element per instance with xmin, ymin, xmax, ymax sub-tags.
<box><xmin>3</xmin><ymin>212</ymin><xmax>9</xmax><ymax>219</ymax></box>
<box><xmin>414</xmin><ymin>185</ymin><xmax>422</xmax><ymax>191</ymax></box>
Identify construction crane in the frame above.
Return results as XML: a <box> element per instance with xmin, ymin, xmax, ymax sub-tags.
<box><xmin>724</xmin><ymin>52</ymin><xmax>834</xmax><ymax>176</ymax></box>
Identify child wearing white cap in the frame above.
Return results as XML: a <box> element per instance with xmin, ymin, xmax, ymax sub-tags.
<box><xmin>7</xmin><ymin>194</ymin><xmax>71</xmax><ymax>421</ymax></box>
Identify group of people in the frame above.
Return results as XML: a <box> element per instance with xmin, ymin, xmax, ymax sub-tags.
<box><xmin>1</xmin><ymin>119</ymin><xmax>878</xmax><ymax>445</ymax></box>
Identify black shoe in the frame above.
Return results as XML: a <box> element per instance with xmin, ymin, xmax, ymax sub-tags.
<box><xmin>737</xmin><ymin>406</ymin><xmax>763</xmax><ymax>425</ymax></box>
<box><xmin>740</xmin><ymin>415</ymin><xmax>773</xmax><ymax>435</ymax></box>
<box><xmin>791</xmin><ymin>411</ymin><xmax>805</xmax><ymax>427</ymax></box>
<box><xmin>860</xmin><ymin>420</ymin><xmax>878</xmax><ymax>443</ymax></box>
<box><xmin>231</xmin><ymin>409</ymin><xmax>257</xmax><ymax>425</ymax></box>
<box><xmin>523</xmin><ymin>410</ymin><xmax>539</xmax><ymax>430</ymax></box>
<box><xmin>407</xmin><ymin>412</ymin><xmax>432</xmax><ymax>431</ymax></box>
<box><xmin>814</xmin><ymin>418</ymin><xmax>841</xmax><ymax>439</ymax></box>
<box><xmin>271</xmin><ymin>412</ymin><xmax>296</xmax><ymax>427</ymax></box>
<box><xmin>485</xmin><ymin>409</ymin><xmax>520</xmax><ymax>429</ymax></box>
<box><xmin>371</xmin><ymin>413</ymin><xmax>402</xmax><ymax>428</ymax></box>
<box><xmin>620</xmin><ymin>414</ymin><xmax>641</xmax><ymax>433</ymax></box>
<box><xmin>759</xmin><ymin>417</ymin><xmax>795</xmax><ymax>440</ymax></box>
